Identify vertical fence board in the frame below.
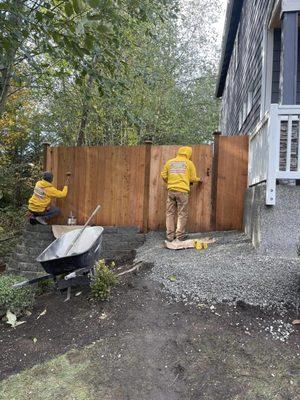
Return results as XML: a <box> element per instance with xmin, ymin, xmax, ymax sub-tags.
<box><xmin>148</xmin><ymin>145</ymin><xmax>213</xmax><ymax>232</ymax></box>
<box><xmin>215</xmin><ymin>136</ymin><xmax>249</xmax><ymax>231</ymax></box>
<box><xmin>47</xmin><ymin>139</ymin><xmax>248</xmax><ymax>232</ymax></box>
<box><xmin>58</xmin><ymin>145</ymin><xmax>147</xmax><ymax>227</ymax></box>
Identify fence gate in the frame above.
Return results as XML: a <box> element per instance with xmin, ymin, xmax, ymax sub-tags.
<box><xmin>212</xmin><ymin>135</ymin><xmax>249</xmax><ymax>231</ymax></box>
<box><xmin>46</xmin><ymin>137</ymin><xmax>248</xmax><ymax>232</ymax></box>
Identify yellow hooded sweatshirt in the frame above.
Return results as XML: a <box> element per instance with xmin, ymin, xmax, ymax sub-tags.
<box><xmin>28</xmin><ymin>180</ymin><xmax>68</xmax><ymax>213</ymax></box>
<box><xmin>161</xmin><ymin>147</ymin><xmax>200</xmax><ymax>193</ymax></box>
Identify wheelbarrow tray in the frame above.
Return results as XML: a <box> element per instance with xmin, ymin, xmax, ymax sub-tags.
<box><xmin>36</xmin><ymin>226</ymin><xmax>103</xmax><ymax>276</ymax></box>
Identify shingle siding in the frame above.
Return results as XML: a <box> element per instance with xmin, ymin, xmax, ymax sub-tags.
<box><xmin>220</xmin><ymin>0</ymin><xmax>276</xmax><ymax>136</ymax></box>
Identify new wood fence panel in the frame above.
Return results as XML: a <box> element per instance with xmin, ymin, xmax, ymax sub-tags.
<box><xmin>48</xmin><ymin>145</ymin><xmax>147</xmax><ymax>227</ymax></box>
<box><xmin>46</xmin><ymin>139</ymin><xmax>247</xmax><ymax>232</ymax></box>
<box><xmin>215</xmin><ymin>136</ymin><xmax>249</xmax><ymax>231</ymax></box>
<box><xmin>148</xmin><ymin>145</ymin><xmax>213</xmax><ymax>232</ymax></box>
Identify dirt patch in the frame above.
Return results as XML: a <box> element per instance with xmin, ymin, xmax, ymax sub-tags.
<box><xmin>0</xmin><ymin>267</ymin><xmax>299</xmax><ymax>399</ymax></box>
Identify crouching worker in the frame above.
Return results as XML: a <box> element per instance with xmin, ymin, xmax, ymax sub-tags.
<box><xmin>28</xmin><ymin>171</ymin><xmax>68</xmax><ymax>225</ymax></box>
<box><xmin>161</xmin><ymin>147</ymin><xmax>202</xmax><ymax>242</ymax></box>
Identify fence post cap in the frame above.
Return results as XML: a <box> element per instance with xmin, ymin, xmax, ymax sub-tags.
<box><xmin>42</xmin><ymin>141</ymin><xmax>51</xmax><ymax>146</ymax></box>
<box><xmin>213</xmin><ymin>131</ymin><xmax>222</xmax><ymax>136</ymax></box>
<box><xmin>144</xmin><ymin>140</ymin><xmax>153</xmax><ymax>145</ymax></box>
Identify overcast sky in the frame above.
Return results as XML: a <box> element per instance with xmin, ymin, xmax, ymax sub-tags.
<box><xmin>214</xmin><ymin>0</ymin><xmax>227</xmax><ymax>46</ymax></box>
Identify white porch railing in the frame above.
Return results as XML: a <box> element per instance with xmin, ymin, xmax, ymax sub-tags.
<box><xmin>249</xmin><ymin>104</ymin><xmax>300</xmax><ymax>205</ymax></box>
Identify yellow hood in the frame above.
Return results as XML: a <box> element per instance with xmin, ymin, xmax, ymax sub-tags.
<box><xmin>177</xmin><ymin>146</ymin><xmax>192</xmax><ymax>159</ymax></box>
<box><xmin>37</xmin><ymin>179</ymin><xmax>54</xmax><ymax>188</ymax></box>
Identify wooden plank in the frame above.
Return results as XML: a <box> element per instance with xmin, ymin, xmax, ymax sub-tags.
<box><xmin>211</xmin><ymin>132</ymin><xmax>221</xmax><ymax>230</ymax></box>
<box><xmin>188</xmin><ymin>145</ymin><xmax>213</xmax><ymax>232</ymax></box>
<box><xmin>215</xmin><ymin>136</ymin><xmax>249</xmax><ymax>231</ymax></box>
<box><xmin>142</xmin><ymin>142</ymin><xmax>152</xmax><ymax>232</ymax></box>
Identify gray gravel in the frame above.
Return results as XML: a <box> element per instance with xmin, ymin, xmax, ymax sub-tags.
<box><xmin>135</xmin><ymin>231</ymin><xmax>300</xmax><ymax>311</ymax></box>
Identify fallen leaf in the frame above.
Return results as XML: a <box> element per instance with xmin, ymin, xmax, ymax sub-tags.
<box><xmin>168</xmin><ymin>275</ymin><xmax>177</xmax><ymax>282</ymax></box>
<box><xmin>6</xmin><ymin>310</ymin><xmax>26</xmax><ymax>328</ymax></box>
<box><xmin>37</xmin><ymin>309</ymin><xmax>47</xmax><ymax>319</ymax></box>
<box><xmin>32</xmin><ymin>337</ymin><xmax>38</xmax><ymax>344</ymax></box>
<box><xmin>75</xmin><ymin>291</ymin><xmax>82</xmax><ymax>297</ymax></box>
<box><xmin>99</xmin><ymin>313</ymin><xmax>107</xmax><ymax>320</ymax></box>
<box><xmin>292</xmin><ymin>320</ymin><xmax>300</xmax><ymax>325</ymax></box>
<box><xmin>25</xmin><ymin>310</ymin><xmax>32</xmax><ymax>317</ymax></box>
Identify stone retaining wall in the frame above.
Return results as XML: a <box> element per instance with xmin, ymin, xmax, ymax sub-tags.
<box><xmin>7</xmin><ymin>224</ymin><xmax>144</xmax><ymax>277</ymax></box>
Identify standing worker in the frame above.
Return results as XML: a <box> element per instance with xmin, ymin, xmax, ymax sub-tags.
<box><xmin>161</xmin><ymin>147</ymin><xmax>202</xmax><ymax>242</ymax></box>
<box><xmin>28</xmin><ymin>171</ymin><xmax>70</xmax><ymax>225</ymax></box>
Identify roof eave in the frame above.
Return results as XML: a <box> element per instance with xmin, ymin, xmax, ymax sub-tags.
<box><xmin>215</xmin><ymin>0</ymin><xmax>244</xmax><ymax>98</ymax></box>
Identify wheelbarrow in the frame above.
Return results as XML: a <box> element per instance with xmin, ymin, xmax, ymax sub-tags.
<box><xmin>12</xmin><ymin>206</ymin><xmax>103</xmax><ymax>290</ymax></box>
<box><xmin>12</xmin><ymin>226</ymin><xmax>104</xmax><ymax>289</ymax></box>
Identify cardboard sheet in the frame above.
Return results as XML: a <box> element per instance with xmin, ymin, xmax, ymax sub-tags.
<box><xmin>164</xmin><ymin>237</ymin><xmax>216</xmax><ymax>250</ymax></box>
<box><xmin>52</xmin><ymin>225</ymin><xmax>85</xmax><ymax>239</ymax></box>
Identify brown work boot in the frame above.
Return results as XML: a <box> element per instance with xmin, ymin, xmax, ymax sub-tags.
<box><xmin>177</xmin><ymin>234</ymin><xmax>189</xmax><ymax>241</ymax></box>
<box><xmin>166</xmin><ymin>237</ymin><xmax>175</xmax><ymax>242</ymax></box>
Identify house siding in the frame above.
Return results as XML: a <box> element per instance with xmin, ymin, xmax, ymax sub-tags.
<box><xmin>271</xmin><ymin>28</ymin><xmax>281</xmax><ymax>104</ymax></box>
<box><xmin>220</xmin><ymin>0</ymin><xmax>276</xmax><ymax>136</ymax></box>
<box><xmin>297</xmin><ymin>29</ymin><xmax>300</xmax><ymax>104</ymax></box>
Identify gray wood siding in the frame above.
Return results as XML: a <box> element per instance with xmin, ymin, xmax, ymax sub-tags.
<box><xmin>297</xmin><ymin>29</ymin><xmax>300</xmax><ymax>104</ymax></box>
<box><xmin>220</xmin><ymin>0</ymin><xmax>276</xmax><ymax>136</ymax></box>
<box><xmin>271</xmin><ymin>28</ymin><xmax>281</xmax><ymax>104</ymax></box>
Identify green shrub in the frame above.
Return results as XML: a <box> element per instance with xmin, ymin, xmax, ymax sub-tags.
<box><xmin>90</xmin><ymin>260</ymin><xmax>118</xmax><ymax>301</ymax></box>
<box><xmin>0</xmin><ymin>274</ymin><xmax>36</xmax><ymax>317</ymax></box>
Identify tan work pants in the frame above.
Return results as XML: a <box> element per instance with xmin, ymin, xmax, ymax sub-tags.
<box><xmin>166</xmin><ymin>191</ymin><xmax>189</xmax><ymax>241</ymax></box>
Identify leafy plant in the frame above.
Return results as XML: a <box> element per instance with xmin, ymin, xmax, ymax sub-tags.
<box><xmin>0</xmin><ymin>274</ymin><xmax>36</xmax><ymax>317</ymax></box>
<box><xmin>90</xmin><ymin>259</ymin><xmax>117</xmax><ymax>300</ymax></box>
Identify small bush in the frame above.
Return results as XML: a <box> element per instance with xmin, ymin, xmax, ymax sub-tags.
<box><xmin>90</xmin><ymin>260</ymin><xmax>117</xmax><ymax>301</ymax></box>
<box><xmin>0</xmin><ymin>274</ymin><xmax>36</xmax><ymax>317</ymax></box>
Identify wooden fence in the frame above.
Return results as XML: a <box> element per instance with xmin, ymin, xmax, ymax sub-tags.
<box><xmin>46</xmin><ymin>136</ymin><xmax>249</xmax><ymax>232</ymax></box>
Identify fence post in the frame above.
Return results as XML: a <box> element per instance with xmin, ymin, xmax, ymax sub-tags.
<box><xmin>42</xmin><ymin>142</ymin><xmax>51</xmax><ymax>171</ymax></box>
<box><xmin>142</xmin><ymin>140</ymin><xmax>152</xmax><ymax>233</ymax></box>
<box><xmin>211</xmin><ymin>131</ymin><xmax>221</xmax><ymax>230</ymax></box>
<box><xmin>266</xmin><ymin>104</ymin><xmax>279</xmax><ymax>205</ymax></box>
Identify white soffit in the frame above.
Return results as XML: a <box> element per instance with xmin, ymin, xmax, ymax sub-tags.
<box><xmin>282</xmin><ymin>0</ymin><xmax>300</xmax><ymax>13</ymax></box>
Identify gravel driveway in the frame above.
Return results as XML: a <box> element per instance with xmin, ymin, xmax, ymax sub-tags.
<box><xmin>136</xmin><ymin>231</ymin><xmax>300</xmax><ymax>311</ymax></box>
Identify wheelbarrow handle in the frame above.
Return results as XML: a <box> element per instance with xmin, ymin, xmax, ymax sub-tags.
<box><xmin>65</xmin><ymin>205</ymin><xmax>101</xmax><ymax>256</ymax></box>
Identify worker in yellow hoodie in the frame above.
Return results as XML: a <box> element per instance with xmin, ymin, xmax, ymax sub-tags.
<box><xmin>161</xmin><ymin>147</ymin><xmax>202</xmax><ymax>241</ymax></box>
<box><xmin>28</xmin><ymin>171</ymin><xmax>68</xmax><ymax>225</ymax></box>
